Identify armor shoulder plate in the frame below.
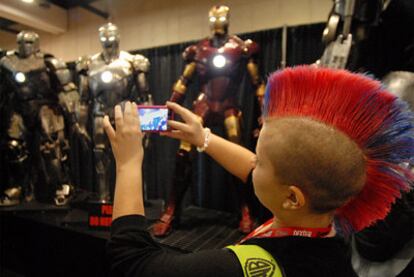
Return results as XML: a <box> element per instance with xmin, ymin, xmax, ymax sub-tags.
<box><xmin>243</xmin><ymin>39</ymin><xmax>260</xmax><ymax>57</ymax></box>
<box><xmin>1</xmin><ymin>52</ymin><xmax>18</xmax><ymax>71</ymax></box>
<box><xmin>132</xmin><ymin>54</ymin><xmax>150</xmax><ymax>73</ymax></box>
<box><xmin>383</xmin><ymin>71</ymin><xmax>414</xmax><ymax>108</ymax></box>
<box><xmin>6</xmin><ymin>50</ymin><xmax>17</xmax><ymax>57</ymax></box>
<box><xmin>76</xmin><ymin>55</ymin><xmax>91</xmax><ymax>74</ymax></box>
<box><xmin>230</xmin><ymin>35</ymin><xmax>244</xmax><ymax>44</ymax></box>
<box><xmin>45</xmin><ymin>56</ymin><xmax>73</xmax><ymax>86</ymax></box>
<box><xmin>183</xmin><ymin>45</ymin><xmax>197</xmax><ymax>62</ymax></box>
<box><xmin>45</xmin><ymin>56</ymin><xmax>67</xmax><ymax>71</ymax></box>
<box><xmin>36</xmin><ymin>52</ymin><xmax>46</xmax><ymax>59</ymax></box>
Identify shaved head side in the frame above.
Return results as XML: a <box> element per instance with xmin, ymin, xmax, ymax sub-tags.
<box><xmin>263</xmin><ymin>117</ymin><xmax>366</xmax><ymax>213</ymax></box>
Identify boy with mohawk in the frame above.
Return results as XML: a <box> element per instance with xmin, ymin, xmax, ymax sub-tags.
<box><xmin>105</xmin><ymin>66</ymin><xmax>414</xmax><ymax>277</ymax></box>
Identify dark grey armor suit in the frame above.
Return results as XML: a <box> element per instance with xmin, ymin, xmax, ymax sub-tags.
<box><xmin>76</xmin><ymin>23</ymin><xmax>151</xmax><ymax>203</ymax></box>
<box><xmin>0</xmin><ymin>31</ymin><xmax>80</xmax><ymax>206</ymax></box>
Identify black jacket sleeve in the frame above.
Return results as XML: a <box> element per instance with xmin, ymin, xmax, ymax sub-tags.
<box><xmin>106</xmin><ymin>215</ymin><xmax>243</xmax><ymax>277</ymax></box>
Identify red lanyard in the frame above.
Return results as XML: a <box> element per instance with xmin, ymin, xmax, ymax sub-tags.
<box><xmin>239</xmin><ymin>218</ymin><xmax>332</xmax><ymax>244</ymax></box>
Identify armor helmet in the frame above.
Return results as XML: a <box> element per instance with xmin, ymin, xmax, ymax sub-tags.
<box><xmin>98</xmin><ymin>22</ymin><xmax>120</xmax><ymax>51</ymax></box>
<box><xmin>16</xmin><ymin>31</ymin><xmax>40</xmax><ymax>58</ymax></box>
<box><xmin>208</xmin><ymin>5</ymin><xmax>230</xmax><ymax>36</ymax></box>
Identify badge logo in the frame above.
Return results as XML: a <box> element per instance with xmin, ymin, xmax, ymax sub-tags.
<box><xmin>245</xmin><ymin>258</ymin><xmax>275</xmax><ymax>277</ymax></box>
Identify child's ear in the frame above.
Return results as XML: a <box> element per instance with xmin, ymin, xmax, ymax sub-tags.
<box><xmin>282</xmin><ymin>185</ymin><xmax>306</xmax><ymax>210</ymax></box>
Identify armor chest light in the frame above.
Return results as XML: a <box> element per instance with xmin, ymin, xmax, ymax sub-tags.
<box><xmin>15</xmin><ymin>72</ymin><xmax>26</xmax><ymax>83</ymax></box>
<box><xmin>213</xmin><ymin>54</ymin><xmax>226</xmax><ymax>68</ymax></box>
<box><xmin>101</xmin><ymin>71</ymin><xmax>113</xmax><ymax>83</ymax></box>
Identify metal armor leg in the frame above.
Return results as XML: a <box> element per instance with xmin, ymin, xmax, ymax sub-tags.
<box><xmin>152</xmin><ymin>97</ymin><xmax>208</xmax><ymax>237</ymax></box>
<box><xmin>0</xmin><ymin>113</ymin><xmax>30</xmax><ymax>206</ymax></box>
<box><xmin>224</xmin><ymin>108</ymin><xmax>254</xmax><ymax>233</ymax></box>
<box><xmin>93</xmin><ymin>115</ymin><xmax>112</xmax><ymax>203</ymax></box>
<box><xmin>38</xmin><ymin>105</ymin><xmax>72</xmax><ymax>205</ymax></box>
<box><xmin>152</xmin><ymin>143</ymin><xmax>193</xmax><ymax>237</ymax></box>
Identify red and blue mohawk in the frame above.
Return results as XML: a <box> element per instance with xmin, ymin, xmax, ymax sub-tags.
<box><xmin>263</xmin><ymin>65</ymin><xmax>414</xmax><ymax>233</ymax></box>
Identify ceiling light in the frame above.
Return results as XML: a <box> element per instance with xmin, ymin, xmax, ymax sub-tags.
<box><xmin>21</xmin><ymin>0</ymin><xmax>35</xmax><ymax>3</ymax></box>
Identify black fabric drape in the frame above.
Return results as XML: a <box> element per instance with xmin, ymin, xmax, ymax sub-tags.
<box><xmin>68</xmin><ymin>23</ymin><xmax>325</xmax><ymax>212</ymax></box>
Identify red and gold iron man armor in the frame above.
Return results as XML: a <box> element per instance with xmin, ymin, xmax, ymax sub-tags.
<box><xmin>153</xmin><ymin>5</ymin><xmax>265</xmax><ymax>236</ymax></box>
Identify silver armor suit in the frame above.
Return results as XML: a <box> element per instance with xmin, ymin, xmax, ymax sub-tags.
<box><xmin>318</xmin><ymin>0</ymin><xmax>390</xmax><ymax>69</ymax></box>
<box><xmin>76</xmin><ymin>23</ymin><xmax>150</xmax><ymax>203</ymax></box>
<box><xmin>0</xmin><ymin>31</ymin><xmax>80</xmax><ymax>206</ymax></box>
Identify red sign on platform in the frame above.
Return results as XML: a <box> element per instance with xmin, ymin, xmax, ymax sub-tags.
<box><xmin>88</xmin><ymin>203</ymin><xmax>113</xmax><ymax>229</ymax></box>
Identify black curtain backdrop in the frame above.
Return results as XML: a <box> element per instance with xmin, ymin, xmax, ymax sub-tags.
<box><xmin>68</xmin><ymin>23</ymin><xmax>325</xmax><ymax>213</ymax></box>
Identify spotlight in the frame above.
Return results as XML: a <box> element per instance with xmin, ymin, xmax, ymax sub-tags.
<box><xmin>21</xmin><ymin>0</ymin><xmax>35</xmax><ymax>3</ymax></box>
<box><xmin>213</xmin><ymin>55</ymin><xmax>226</xmax><ymax>68</ymax></box>
<box><xmin>15</xmin><ymin>72</ymin><xmax>26</xmax><ymax>83</ymax></box>
<box><xmin>101</xmin><ymin>71</ymin><xmax>113</xmax><ymax>83</ymax></box>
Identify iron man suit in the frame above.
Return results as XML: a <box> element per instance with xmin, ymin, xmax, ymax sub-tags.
<box><xmin>0</xmin><ymin>31</ymin><xmax>81</xmax><ymax>206</ymax></box>
<box><xmin>153</xmin><ymin>5</ymin><xmax>265</xmax><ymax>236</ymax></box>
<box><xmin>76</xmin><ymin>23</ymin><xmax>151</xmax><ymax>203</ymax></box>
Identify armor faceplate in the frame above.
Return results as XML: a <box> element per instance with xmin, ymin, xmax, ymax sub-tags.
<box><xmin>86</xmin><ymin>51</ymin><xmax>138</xmax><ymax>115</ymax></box>
<box><xmin>208</xmin><ymin>5</ymin><xmax>230</xmax><ymax>36</ymax></box>
<box><xmin>98</xmin><ymin>23</ymin><xmax>120</xmax><ymax>50</ymax></box>
<box><xmin>16</xmin><ymin>31</ymin><xmax>40</xmax><ymax>58</ymax></box>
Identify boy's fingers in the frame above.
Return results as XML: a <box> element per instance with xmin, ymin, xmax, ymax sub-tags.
<box><xmin>124</xmin><ymin>101</ymin><xmax>132</xmax><ymax>123</ymax></box>
<box><xmin>114</xmin><ymin>105</ymin><xmax>123</xmax><ymax>129</ymax></box>
<box><xmin>160</xmin><ymin>130</ymin><xmax>184</xmax><ymax>140</ymax></box>
<box><xmin>132</xmin><ymin>102</ymin><xmax>141</xmax><ymax>129</ymax></box>
<box><xmin>166</xmin><ymin>101</ymin><xmax>195</xmax><ymax>124</ymax></box>
<box><xmin>103</xmin><ymin>115</ymin><xmax>116</xmax><ymax>141</ymax></box>
<box><xmin>167</xmin><ymin>120</ymin><xmax>191</xmax><ymax>133</ymax></box>
<box><xmin>124</xmin><ymin>101</ymin><xmax>131</xmax><ymax>113</ymax></box>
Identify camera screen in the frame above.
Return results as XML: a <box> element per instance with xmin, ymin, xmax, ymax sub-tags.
<box><xmin>138</xmin><ymin>106</ymin><xmax>168</xmax><ymax>132</ymax></box>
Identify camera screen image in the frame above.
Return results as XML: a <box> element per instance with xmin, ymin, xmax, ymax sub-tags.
<box><xmin>138</xmin><ymin>107</ymin><xmax>168</xmax><ymax>131</ymax></box>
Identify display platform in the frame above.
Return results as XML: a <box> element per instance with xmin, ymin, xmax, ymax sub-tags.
<box><xmin>0</xmin><ymin>199</ymin><xmax>245</xmax><ymax>276</ymax></box>
<box><xmin>154</xmin><ymin>205</ymin><xmax>245</xmax><ymax>252</ymax></box>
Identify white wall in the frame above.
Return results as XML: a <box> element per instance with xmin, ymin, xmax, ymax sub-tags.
<box><xmin>0</xmin><ymin>0</ymin><xmax>330</xmax><ymax>61</ymax></box>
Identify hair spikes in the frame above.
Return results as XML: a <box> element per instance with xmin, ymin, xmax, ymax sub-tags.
<box><xmin>264</xmin><ymin>65</ymin><xmax>414</xmax><ymax>232</ymax></box>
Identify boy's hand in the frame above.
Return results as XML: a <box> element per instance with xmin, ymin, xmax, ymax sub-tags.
<box><xmin>161</xmin><ymin>101</ymin><xmax>205</xmax><ymax>148</ymax></box>
<box><xmin>103</xmin><ymin>101</ymin><xmax>144</xmax><ymax>169</ymax></box>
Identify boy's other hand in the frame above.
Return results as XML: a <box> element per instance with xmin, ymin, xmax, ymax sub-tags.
<box><xmin>103</xmin><ymin>101</ymin><xmax>144</xmax><ymax>169</ymax></box>
<box><xmin>161</xmin><ymin>101</ymin><xmax>205</xmax><ymax>148</ymax></box>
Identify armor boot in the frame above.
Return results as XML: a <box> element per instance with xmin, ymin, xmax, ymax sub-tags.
<box><xmin>238</xmin><ymin>192</ymin><xmax>255</xmax><ymax>234</ymax></box>
<box><xmin>152</xmin><ymin>148</ymin><xmax>192</xmax><ymax>236</ymax></box>
<box><xmin>38</xmin><ymin>138</ymin><xmax>72</xmax><ymax>205</ymax></box>
<box><xmin>0</xmin><ymin>139</ymin><xmax>30</xmax><ymax>206</ymax></box>
<box><xmin>54</xmin><ymin>138</ymin><xmax>72</xmax><ymax>206</ymax></box>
